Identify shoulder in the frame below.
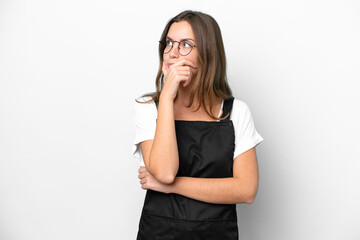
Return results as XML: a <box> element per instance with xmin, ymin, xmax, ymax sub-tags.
<box><xmin>231</xmin><ymin>98</ymin><xmax>251</xmax><ymax>120</ymax></box>
<box><xmin>231</xmin><ymin>98</ymin><xmax>264</xmax><ymax>158</ymax></box>
<box><xmin>134</xmin><ymin>96</ymin><xmax>157</xmax><ymax>109</ymax></box>
<box><xmin>133</xmin><ymin>96</ymin><xmax>157</xmax><ymax>119</ymax></box>
<box><xmin>232</xmin><ymin>98</ymin><xmax>249</xmax><ymax>110</ymax></box>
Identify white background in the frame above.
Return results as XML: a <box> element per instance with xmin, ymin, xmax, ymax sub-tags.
<box><xmin>0</xmin><ymin>0</ymin><xmax>359</xmax><ymax>239</ymax></box>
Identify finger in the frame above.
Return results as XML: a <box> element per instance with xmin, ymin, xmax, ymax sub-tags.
<box><xmin>172</xmin><ymin>70</ymin><xmax>192</xmax><ymax>76</ymax></box>
<box><xmin>139</xmin><ymin>166</ymin><xmax>146</xmax><ymax>173</ymax></box>
<box><xmin>175</xmin><ymin>75</ymin><xmax>193</xmax><ymax>85</ymax></box>
<box><xmin>170</xmin><ymin>66</ymin><xmax>193</xmax><ymax>72</ymax></box>
<box><xmin>171</xmin><ymin>59</ymin><xmax>197</xmax><ymax>69</ymax></box>
<box><xmin>172</xmin><ymin>70</ymin><xmax>192</xmax><ymax>86</ymax></box>
<box><xmin>182</xmin><ymin>75</ymin><xmax>192</xmax><ymax>87</ymax></box>
<box><xmin>138</xmin><ymin>172</ymin><xmax>146</xmax><ymax>179</ymax></box>
<box><xmin>182</xmin><ymin>74</ymin><xmax>192</xmax><ymax>87</ymax></box>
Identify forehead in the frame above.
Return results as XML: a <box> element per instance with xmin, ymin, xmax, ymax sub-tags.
<box><xmin>166</xmin><ymin>21</ymin><xmax>195</xmax><ymax>41</ymax></box>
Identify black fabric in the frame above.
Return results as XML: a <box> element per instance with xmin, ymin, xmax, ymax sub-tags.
<box><xmin>137</xmin><ymin>97</ymin><xmax>238</xmax><ymax>240</ymax></box>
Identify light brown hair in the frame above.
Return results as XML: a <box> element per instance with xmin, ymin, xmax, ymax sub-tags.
<box><xmin>136</xmin><ymin>10</ymin><xmax>233</xmax><ymax>120</ymax></box>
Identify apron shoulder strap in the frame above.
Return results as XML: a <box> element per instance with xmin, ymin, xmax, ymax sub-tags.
<box><xmin>220</xmin><ymin>96</ymin><xmax>235</xmax><ymax>121</ymax></box>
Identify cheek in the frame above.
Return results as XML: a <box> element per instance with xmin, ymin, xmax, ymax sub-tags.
<box><xmin>185</xmin><ymin>55</ymin><xmax>198</xmax><ymax>65</ymax></box>
<box><xmin>189</xmin><ymin>55</ymin><xmax>198</xmax><ymax>67</ymax></box>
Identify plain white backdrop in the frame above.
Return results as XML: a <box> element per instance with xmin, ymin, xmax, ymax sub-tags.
<box><xmin>0</xmin><ymin>0</ymin><xmax>359</xmax><ymax>239</ymax></box>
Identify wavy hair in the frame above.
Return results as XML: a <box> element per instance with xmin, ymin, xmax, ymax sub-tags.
<box><xmin>135</xmin><ymin>10</ymin><xmax>233</xmax><ymax>120</ymax></box>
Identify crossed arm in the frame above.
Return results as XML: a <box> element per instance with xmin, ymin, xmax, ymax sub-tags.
<box><xmin>140</xmin><ymin>96</ymin><xmax>259</xmax><ymax>205</ymax></box>
<box><xmin>140</xmin><ymin>140</ymin><xmax>259</xmax><ymax>205</ymax></box>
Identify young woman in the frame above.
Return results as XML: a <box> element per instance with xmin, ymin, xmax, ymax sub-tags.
<box><xmin>132</xmin><ymin>10</ymin><xmax>263</xmax><ymax>240</ymax></box>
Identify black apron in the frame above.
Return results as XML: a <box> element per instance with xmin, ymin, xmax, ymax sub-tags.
<box><xmin>137</xmin><ymin>97</ymin><xmax>238</xmax><ymax>240</ymax></box>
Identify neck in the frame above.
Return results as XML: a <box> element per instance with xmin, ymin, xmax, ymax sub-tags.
<box><xmin>175</xmin><ymin>79</ymin><xmax>202</xmax><ymax>107</ymax></box>
<box><xmin>175</xmin><ymin>82</ymin><xmax>221</xmax><ymax>111</ymax></box>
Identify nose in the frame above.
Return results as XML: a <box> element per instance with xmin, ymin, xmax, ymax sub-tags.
<box><xmin>169</xmin><ymin>42</ymin><xmax>180</xmax><ymax>58</ymax></box>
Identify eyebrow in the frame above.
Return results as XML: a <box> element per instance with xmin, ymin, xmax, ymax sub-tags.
<box><xmin>166</xmin><ymin>36</ymin><xmax>195</xmax><ymax>42</ymax></box>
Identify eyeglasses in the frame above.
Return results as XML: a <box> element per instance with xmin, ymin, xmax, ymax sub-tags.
<box><xmin>159</xmin><ymin>39</ymin><xmax>197</xmax><ymax>56</ymax></box>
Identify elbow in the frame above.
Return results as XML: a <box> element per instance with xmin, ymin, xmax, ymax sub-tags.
<box><xmin>245</xmin><ymin>195</ymin><xmax>255</xmax><ymax>204</ymax></box>
<box><xmin>148</xmin><ymin>155</ymin><xmax>177</xmax><ymax>184</ymax></box>
<box><xmin>147</xmin><ymin>163</ymin><xmax>175</xmax><ymax>184</ymax></box>
<box><xmin>148</xmin><ymin>162</ymin><xmax>176</xmax><ymax>184</ymax></box>
<box><xmin>245</xmin><ymin>191</ymin><xmax>257</xmax><ymax>204</ymax></box>
<box><xmin>155</xmin><ymin>173</ymin><xmax>175</xmax><ymax>185</ymax></box>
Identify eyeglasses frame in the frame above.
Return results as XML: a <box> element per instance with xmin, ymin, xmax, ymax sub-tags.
<box><xmin>159</xmin><ymin>39</ymin><xmax>197</xmax><ymax>56</ymax></box>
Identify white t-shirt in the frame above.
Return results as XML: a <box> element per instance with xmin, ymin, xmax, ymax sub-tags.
<box><xmin>132</xmin><ymin>96</ymin><xmax>263</xmax><ymax>167</ymax></box>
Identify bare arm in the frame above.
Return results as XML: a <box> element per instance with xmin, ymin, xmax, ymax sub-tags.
<box><xmin>141</xmin><ymin>59</ymin><xmax>196</xmax><ymax>184</ymax></box>
<box><xmin>144</xmin><ymin>96</ymin><xmax>179</xmax><ymax>184</ymax></box>
<box><xmin>165</xmin><ymin>147</ymin><xmax>259</xmax><ymax>204</ymax></box>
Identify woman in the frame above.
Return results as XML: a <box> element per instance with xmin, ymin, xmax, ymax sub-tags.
<box><xmin>132</xmin><ymin>10</ymin><xmax>263</xmax><ymax>240</ymax></box>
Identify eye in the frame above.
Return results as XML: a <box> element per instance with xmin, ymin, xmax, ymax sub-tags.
<box><xmin>166</xmin><ymin>40</ymin><xmax>173</xmax><ymax>46</ymax></box>
<box><xmin>181</xmin><ymin>41</ymin><xmax>192</xmax><ymax>48</ymax></box>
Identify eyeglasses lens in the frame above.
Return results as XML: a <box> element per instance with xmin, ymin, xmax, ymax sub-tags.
<box><xmin>163</xmin><ymin>40</ymin><xmax>192</xmax><ymax>56</ymax></box>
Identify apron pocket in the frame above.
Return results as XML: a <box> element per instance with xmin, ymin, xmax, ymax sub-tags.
<box><xmin>137</xmin><ymin>211</ymin><xmax>238</xmax><ymax>240</ymax></box>
<box><xmin>172</xmin><ymin>217</ymin><xmax>239</xmax><ymax>240</ymax></box>
<box><xmin>137</xmin><ymin>211</ymin><xmax>175</xmax><ymax>240</ymax></box>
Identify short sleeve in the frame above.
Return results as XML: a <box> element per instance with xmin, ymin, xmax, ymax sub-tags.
<box><xmin>132</xmin><ymin>96</ymin><xmax>157</xmax><ymax>166</ymax></box>
<box><xmin>231</xmin><ymin>99</ymin><xmax>264</xmax><ymax>160</ymax></box>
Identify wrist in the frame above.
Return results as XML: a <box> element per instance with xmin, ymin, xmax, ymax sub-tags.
<box><xmin>159</xmin><ymin>92</ymin><xmax>175</xmax><ymax>103</ymax></box>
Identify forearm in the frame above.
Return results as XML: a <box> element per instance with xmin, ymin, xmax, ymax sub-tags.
<box><xmin>167</xmin><ymin>176</ymin><xmax>254</xmax><ymax>204</ymax></box>
<box><xmin>148</xmin><ymin>96</ymin><xmax>179</xmax><ymax>184</ymax></box>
